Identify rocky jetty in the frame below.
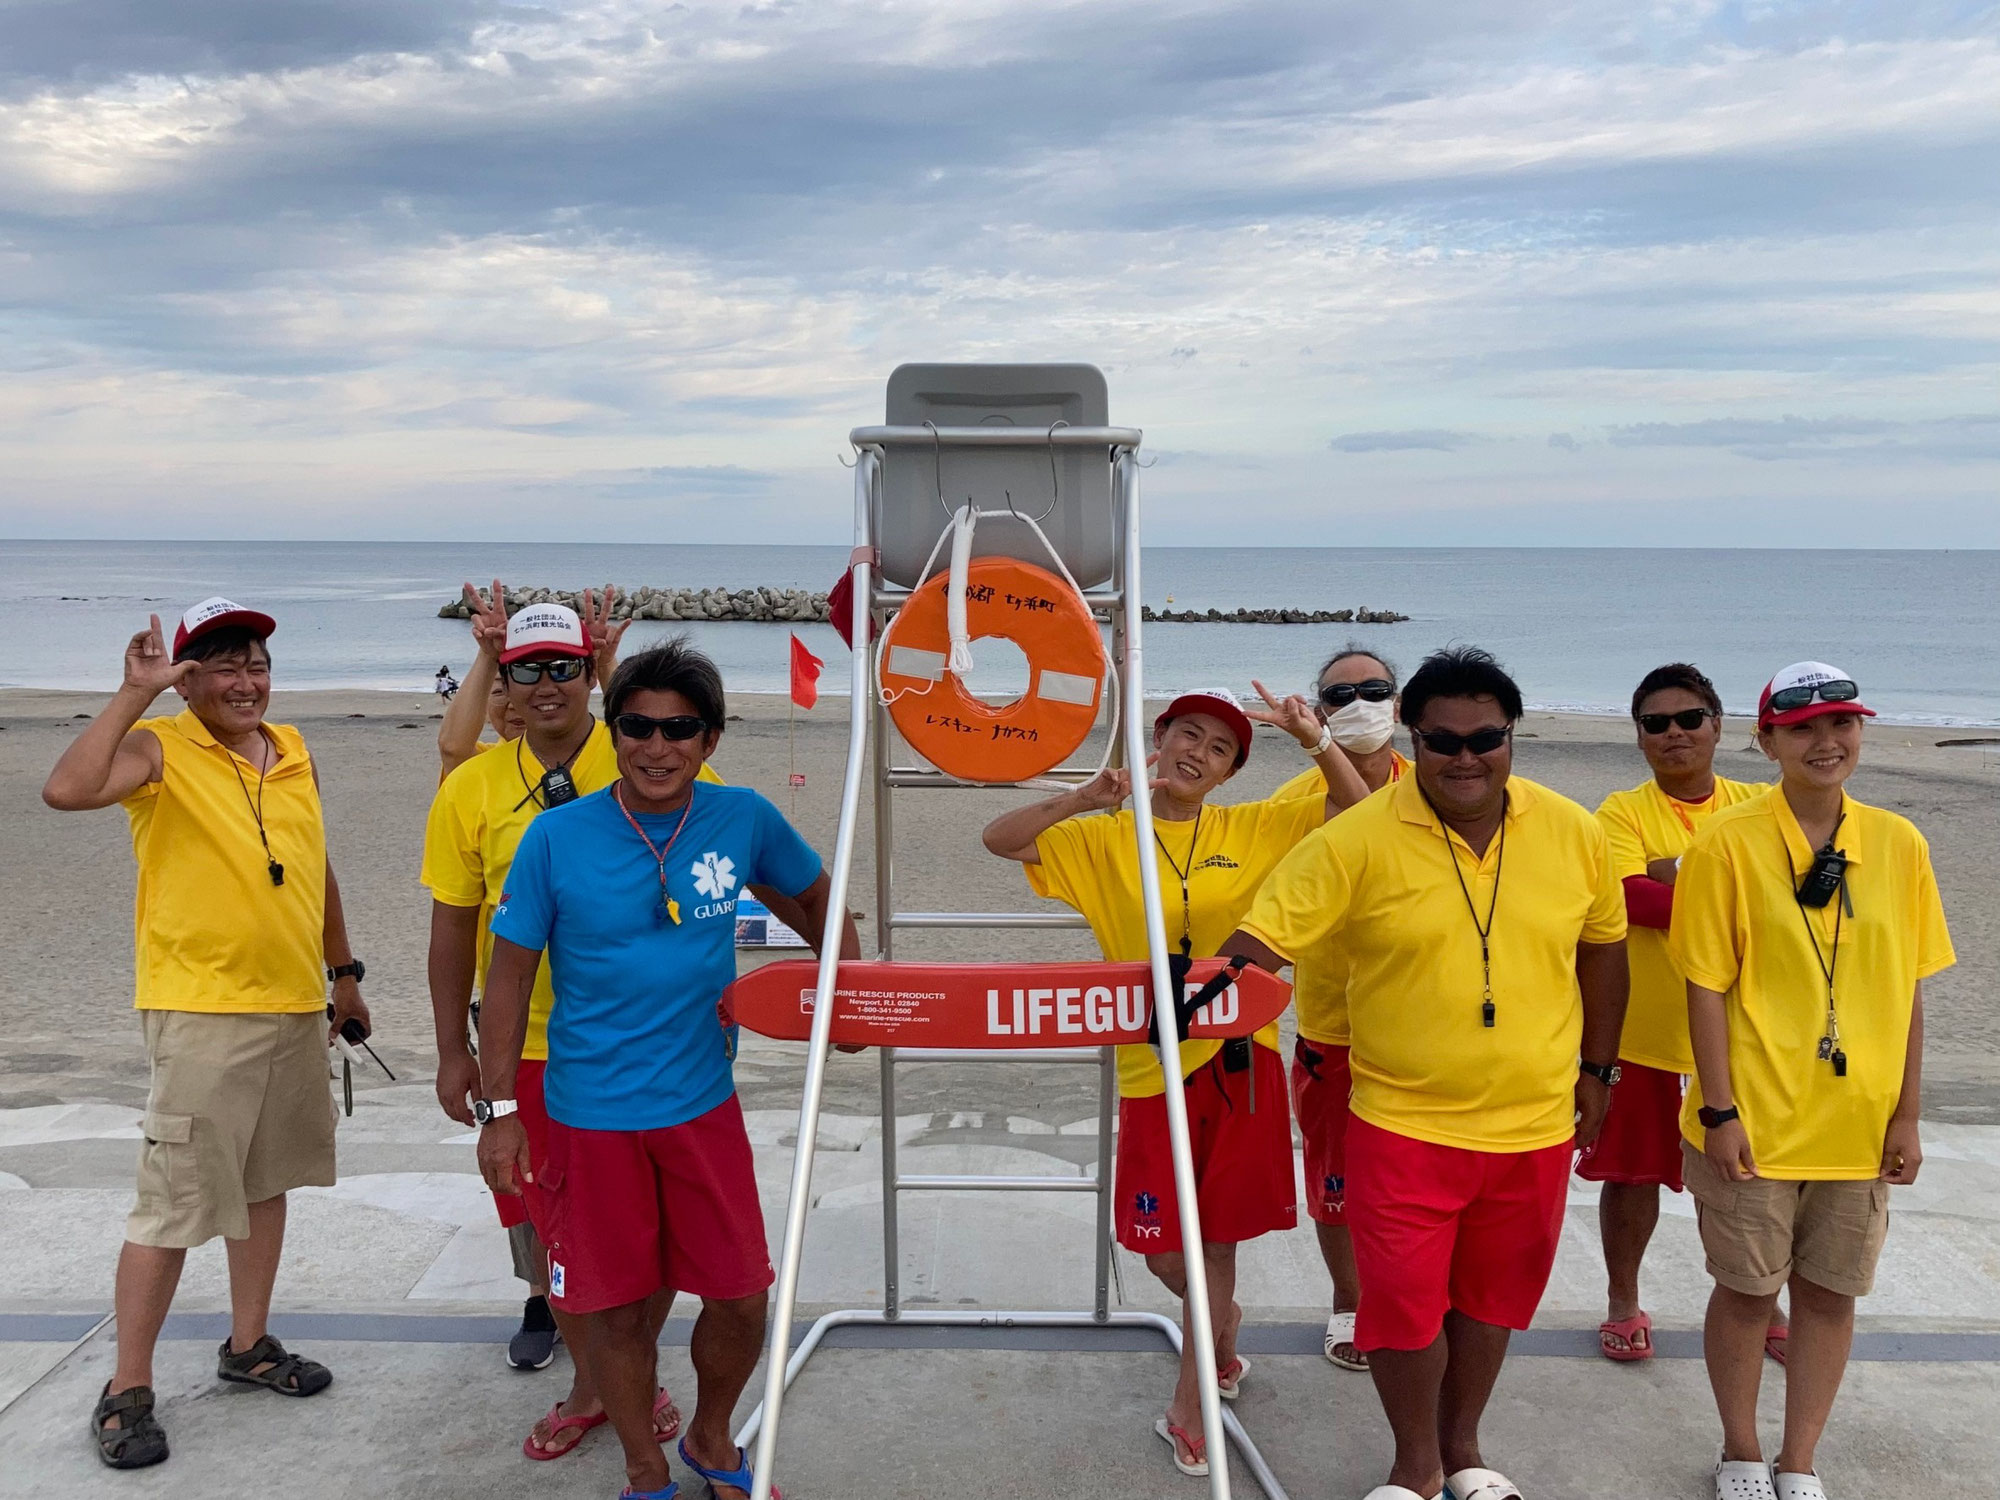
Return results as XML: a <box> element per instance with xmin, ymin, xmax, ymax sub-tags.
<box><xmin>1141</xmin><ymin>605</ymin><xmax>1409</xmax><ymax>624</ymax></box>
<box><xmin>439</xmin><ymin>588</ymin><xmax>1408</xmax><ymax>626</ymax></box>
<box><xmin>438</xmin><ymin>585</ymin><xmax>832</xmax><ymax>623</ymax></box>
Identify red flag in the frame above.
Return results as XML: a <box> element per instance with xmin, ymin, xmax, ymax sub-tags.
<box><xmin>789</xmin><ymin>633</ymin><xmax>824</xmax><ymax>710</ymax></box>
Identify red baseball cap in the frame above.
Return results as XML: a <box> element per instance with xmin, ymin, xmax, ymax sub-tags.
<box><xmin>499</xmin><ymin>603</ymin><xmax>593</xmax><ymax>665</ymax></box>
<box><xmin>172</xmin><ymin>596</ymin><xmax>276</xmax><ymax>661</ymax></box>
<box><xmin>1154</xmin><ymin>689</ymin><xmax>1254</xmax><ymax>768</ymax></box>
<box><xmin>1757</xmin><ymin>661</ymin><xmax>1877</xmax><ymax>728</ymax></box>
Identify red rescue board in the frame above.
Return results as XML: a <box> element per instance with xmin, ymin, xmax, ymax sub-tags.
<box><xmin>725</xmin><ymin>959</ymin><xmax>1291</xmax><ymax>1049</ymax></box>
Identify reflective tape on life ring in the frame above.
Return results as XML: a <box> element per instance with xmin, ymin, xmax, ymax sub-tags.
<box><xmin>880</xmin><ymin>556</ymin><xmax>1105</xmax><ymax>783</ymax></box>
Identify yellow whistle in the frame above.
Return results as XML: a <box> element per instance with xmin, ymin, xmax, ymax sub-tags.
<box><xmin>667</xmin><ymin>898</ymin><xmax>682</xmax><ymax>926</ymax></box>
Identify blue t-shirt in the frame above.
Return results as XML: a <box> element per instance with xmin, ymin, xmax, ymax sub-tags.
<box><xmin>492</xmin><ymin>782</ymin><xmax>823</xmax><ymax>1131</ymax></box>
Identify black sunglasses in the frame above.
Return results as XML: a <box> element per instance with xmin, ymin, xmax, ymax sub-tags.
<box><xmin>1414</xmin><ymin>725</ymin><xmax>1512</xmax><ymax>757</ymax></box>
<box><xmin>1766</xmin><ymin>679</ymin><xmax>1859</xmax><ymax>714</ymax></box>
<box><xmin>1318</xmin><ymin>679</ymin><xmax>1396</xmax><ymax>709</ymax></box>
<box><xmin>505</xmin><ymin>658</ymin><xmax>588</xmax><ymax>685</ymax></box>
<box><xmin>613</xmin><ymin>713</ymin><xmax>710</xmax><ymax>742</ymax></box>
<box><xmin>1638</xmin><ymin>708</ymin><xmax>1718</xmax><ymax>735</ymax></box>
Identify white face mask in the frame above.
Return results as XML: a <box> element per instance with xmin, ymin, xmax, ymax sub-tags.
<box><xmin>1325</xmin><ymin>695</ymin><xmax>1396</xmax><ymax>753</ymax></box>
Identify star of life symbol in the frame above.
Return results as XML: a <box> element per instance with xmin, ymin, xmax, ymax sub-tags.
<box><xmin>691</xmin><ymin>852</ymin><xmax>737</xmax><ymax>900</ymax></box>
<box><xmin>1134</xmin><ymin>1191</ymin><xmax>1160</xmax><ymax>1217</ymax></box>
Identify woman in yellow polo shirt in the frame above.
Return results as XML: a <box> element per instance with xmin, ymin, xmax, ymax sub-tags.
<box><xmin>981</xmin><ymin>687</ymin><xmax>1366</xmax><ymax>1478</ymax></box>
<box><xmin>1670</xmin><ymin>662</ymin><xmax>1953</xmax><ymax>1500</ymax></box>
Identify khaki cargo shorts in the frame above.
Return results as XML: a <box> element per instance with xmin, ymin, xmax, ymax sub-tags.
<box><xmin>1681</xmin><ymin>1140</ymin><xmax>1889</xmax><ymax>1298</ymax></box>
<box><xmin>130</xmin><ymin>1010</ymin><xmax>337</xmax><ymax>1249</ymax></box>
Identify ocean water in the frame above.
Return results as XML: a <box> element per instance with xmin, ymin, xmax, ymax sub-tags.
<box><xmin>2</xmin><ymin>541</ymin><xmax>1995</xmax><ymax>726</ymax></box>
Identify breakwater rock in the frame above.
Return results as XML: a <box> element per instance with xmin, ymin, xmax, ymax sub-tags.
<box><xmin>439</xmin><ymin>588</ymin><xmax>1408</xmax><ymax>627</ymax></box>
<box><xmin>439</xmin><ymin>586</ymin><xmax>833</xmax><ymax>623</ymax></box>
<box><xmin>1141</xmin><ymin>605</ymin><xmax>1409</xmax><ymax>624</ymax></box>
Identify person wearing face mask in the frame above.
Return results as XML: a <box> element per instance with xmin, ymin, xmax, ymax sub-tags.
<box><xmin>1225</xmin><ymin>647</ymin><xmax>1629</xmax><ymax>1500</ymax></box>
<box><xmin>982</xmin><ymin>686</ymin><xmax>1368</xmax><ymax>1478</ymax></box>
<box><xmin>1671</xmin><ymin>664</ymin><xmax>1952</xmax><ymax>1500</ymax></box>
<box><xmin>423</xmin><ymin>603</ymin><xmax>722</xmax><ymax>1449</ymax></box>
<box><xmin>1585</xmin><ymin>664</ymin><xmax>1771</xmax><ymax>1365</ymax></box>
<box><xmin>1270</xmin><ymin>648</ymin><xmax>1406</xmax><ymax>1372</ymax></box>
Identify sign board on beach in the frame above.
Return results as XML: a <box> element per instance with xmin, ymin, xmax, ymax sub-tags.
<box><xmin>724</xmin><ymin>958</ymin><xmax>1291</xmax><ymax>1048</ymax></box>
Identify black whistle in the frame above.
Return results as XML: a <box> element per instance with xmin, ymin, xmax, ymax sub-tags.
<box><xmin>268</xmin><ymin>860</ymin><xmax>285</xmax><ymax>887</ymax></box>
<box><xmin>1832</xmin><ymin>1049</ymin><xmax>1847</xmax><ymax>1078</ymax></box>
<box><xmin>1482</xmin><ymin>1000</ymin><xmax>1496</xmax><ymax>1028</ymax></box>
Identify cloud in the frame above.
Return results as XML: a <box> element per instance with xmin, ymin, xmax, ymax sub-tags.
<box><xmin>1331</xmin><ymin>429</ymin><xmax>1484</xmax><ymax>453</ymax></box>
<box><xmin>0</xmin><ymin>2</ymin><xmax>1998</xmax><ymax>542</ymax></box>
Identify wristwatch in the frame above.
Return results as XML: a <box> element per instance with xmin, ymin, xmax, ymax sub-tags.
<box><xmin>1697</xmin><ymin>1104</ymin><xmax>1740</xmax><ymax>1129</ymax></box>
<box><xmin>1579</xmin><ymin>1059</ymin><xmax>1622</xmax><ymax>1087</ymax></box>
<box><xmin>1307</xmin><ymin>721</ymin><xmax>1334</xmax><ymax>756</ymax></box>
<box><xmin>328</xmin><ymin>960</ymin><xmax>366</xmax><ymax>984</ymax></box>
<box><xmin>472</xmin><ymin>1098</ymin><xmax>519</xmax><ymax>1125</ymax></box>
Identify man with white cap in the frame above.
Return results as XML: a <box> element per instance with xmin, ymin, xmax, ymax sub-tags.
<box><xmin>1671</xmin><ymin>663</ymin><xmax>1952</xmax><ymax>1500</ymax></box>
<box><xmin>43</xmin><ymin>599</ymin><xmax>370</xmax><ymax>1470</ymax></box>
<box><xmin>424</xmin><ymin>601</ymin><xmax>720</xmax><ymax>1454</ymax></box>
<box><xmin>983</xmin><ymin>684</ymin><xmax>1367</xmax><ymax>1477</ymax></box>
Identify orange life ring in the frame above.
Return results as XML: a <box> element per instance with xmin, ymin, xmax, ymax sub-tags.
<box><xmin>880</xmin><ymin>556</ymin><xmax>1105</xmax><ymax>782</ymax></box>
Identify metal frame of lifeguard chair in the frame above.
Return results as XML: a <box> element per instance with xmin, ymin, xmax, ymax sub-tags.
<box><xmin>736</xmin><ymin>366</ymin><xmax>1293</xmax><ymax>1500</ymax></box>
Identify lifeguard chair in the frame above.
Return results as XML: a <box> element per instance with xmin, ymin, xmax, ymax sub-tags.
<box><xmin>730</xmin><ymin>366</ymin><xmax>1296</xmax><ymax>1500</ymax></box>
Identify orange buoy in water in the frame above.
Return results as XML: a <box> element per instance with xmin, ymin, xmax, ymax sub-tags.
<box><xmin>880</xmin><ymin>556</ymin><xmax>1104</xmax><ymax>782</ymax></box>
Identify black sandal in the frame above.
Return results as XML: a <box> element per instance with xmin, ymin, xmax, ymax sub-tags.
<box><xmin>93</xmin><ymin>1381</ymin><xmax>169</xmax><ymax>1469</ymax></box>
<box><xmin>216</xmin><ymin>1334</ymin><xmax>333</xmax><ymax>1397</ymax></box>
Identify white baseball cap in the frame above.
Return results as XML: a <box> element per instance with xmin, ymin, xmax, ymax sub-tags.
<box><xmin>172</xmin><ymin>596</ymin><xmax>276</xmax><ymax>661</ymax></box>
<box><xmin>499</xmin><ymin>603</ymin><xmax>592</xmax><ymax>665</ymax></box>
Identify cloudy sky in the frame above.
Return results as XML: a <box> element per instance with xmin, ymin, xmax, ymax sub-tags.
<box><xmin>2</xmin><ymin>0</ymin><xmax>1997</xmax><ymax>546</ymax></box>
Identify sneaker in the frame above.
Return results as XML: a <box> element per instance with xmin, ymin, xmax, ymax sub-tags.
<box><xmin>508</xmin><ymin>1295</ymin><xmax>561</xmax><ymax>1371</ymax></box>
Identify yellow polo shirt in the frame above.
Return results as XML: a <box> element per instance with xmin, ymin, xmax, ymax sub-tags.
<box><xmin>1241</xmin><ymin>774</ymin><xmax>1627</xmax><ymax>1152</ymax></box>
<box><xmin>122</xmin><ymin>711</ymin><xmax>328</xmax><ymax>1014</ymax></box>
<box><xmin>1669</xmin><ymin>791</ymin><xmax>1954</xmax><ymax>1179</ymax></box>
<box><xmin>422</xmin><ymin>725</ymin><xmax>724</xmax><ymax>1059</ymax></box>
<box><xmin>1027</xmin><ymin>795</ymin><xmax>1325</xmax><ymax>1097</ymax></box>
<box><xmin>1274</xmin><ymin>753</ymin><xmax>1410</xmax><ymax>1045</ymax></box>
<box><xmin>1595</xmin><ymin>776</ymin><xmax>1767</xmax><ymax>1074</ymax></box>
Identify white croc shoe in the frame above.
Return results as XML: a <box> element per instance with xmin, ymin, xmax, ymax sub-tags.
<box><xmin>1444</xmin><ymin>1467</ymin><xmax>1521</xmax><ymax>1500</ymax></box>
<box><xmin>1324</xmin><ymin>1310</ymin><xmax>1369</xmax><ymax>1370</ymax></box>
<box><xmin>1771</xmin><ymin>1471</ymin><xmax>1827</xmax><ymax>1500</ymax></box>
<box><xmin>1715</xmin><ymin>1453</ymin><xmax>1779</xmax><ymax>1500</ymax></box>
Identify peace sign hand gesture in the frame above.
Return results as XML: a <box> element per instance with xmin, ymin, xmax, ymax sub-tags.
<box><xmin>461</xmin><ymin>579</ymin><xmax>510</xmax><ymax>658</ymax></box>
<box><xmin>579</xmin><ymin>584</ymin><xmax>630</xmax><ymax>678</ymax></box>
<box><xmin>1246</xmin><ymin>679</ymin><xmax>1324</xmax><ymax>749</ymax></box>
<box><xmin>122</xmin><ymin>615</ymin><xmax>193</xmax><ymax>699</ymax></box>
<box><xmin>1073</xmin><ymin>753</ymin><xmax>1167</xmax><ymax>811</ymax></box>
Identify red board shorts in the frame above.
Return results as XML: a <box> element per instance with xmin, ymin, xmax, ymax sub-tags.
<box><xmin>1290</xmin><ymin>1038</ymin><xmax>1354</xmax><ymax>1226</ymax></box>
<box><xmin>492</xmin><ymin>1060</ymin><xmax>551</xmax><ymax>1234</ymax></box>
<box><xmin>543</xmin><ymin>1094</ymin><xmax>774</xmax><ymax>1316</ymax></box>
<box><xmin>1115</xmin><ymin>1043</ymin><xmax>1296</xmax><ymax>1256</ymax></box>
<box><xmin>1346</xmin><ymin>1115</ymin><xmax>1571</xmax><ymax>1353</ymax></box>
<box><xmin>1574</xmin><ymin>1061</ymin><xmax>1685</xmax><ymax>1191</ymax></box>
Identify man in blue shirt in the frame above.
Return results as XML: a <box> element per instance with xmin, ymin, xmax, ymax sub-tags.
<box><xmin>477</xmin><ymin>640</ymin><xmax>854</xmax><ymax>1500</ymax></box>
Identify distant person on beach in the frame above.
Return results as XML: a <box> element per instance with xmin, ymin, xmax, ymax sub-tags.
<box><xmin>435</xmin><ymin>664</ymin><xmax>459</xmax><ymax>700</ymax></box>
<box><xmin>1585</xmin><ymin>664</ymin><xmax>1771</xmax><ymax>1364</ymax></box>
<box><xmin>474</xmin><ymin>638</ymin><xmax>856</xmax><ymax>1500</ymax></box>
<box><xmin>1269</xmin><ymin>647</ymin><xmax>1408</xmax><ymax>1374</ymax></box>
<box><xmin>1672</xmin><ymin>662</ymin><xmax>1952</xmax><ymax>1500</ymax></box>
<box><xmin>437</xmin><ymin>580</ymin><xmax>628</xmax><ymax>779</ymax></box>
<box><xmin>424</xmin><ymin>603</ymin><xmax>721</xmax><ymax>1439</ymax></box>
<box><xmin>42</xmin><ymin>598</ymin><xmax>371</xmax><ymax>1471</ymax></box>
<box><xmin>1227</xmin><ymin>646</ymin><xmax>1629</xmax><ymax>1500</ymax></box>
<box><xmin>984</xmin><ymin>686</ymin><xmax>1369</xmax><ymax>1478</ymax></box>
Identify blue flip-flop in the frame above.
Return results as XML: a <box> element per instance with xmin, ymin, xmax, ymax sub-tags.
<box><xmin>677</xmin><ymin>1438</ymin><xmax>779</xmax><ymax>1499</ymax></box>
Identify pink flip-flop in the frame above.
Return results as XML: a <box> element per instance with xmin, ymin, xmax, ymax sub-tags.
<box><xmin>652</xmin><ymin>1386</ymin><xmax>683</xmax><ymax>1443</ymax></box>
<box><xmin>1217</xmin><ymin>1355</ymin><xmax>1252</xmax><ymax>1401</ymax></box>
<box><xmin>522</xmin><ymin>1401</ymin><xmax>607</xmax><ymax>1461</ymax></box>
<box><xmin>1598</xmin><ymin>1311</ymin><xmax>1654</xmax><ymax>1361</ymax></box>
<box><xmin>1765</xmin><ymin>1324</ymin><xmax>1789</xmax><ymax>1365</ymax></box>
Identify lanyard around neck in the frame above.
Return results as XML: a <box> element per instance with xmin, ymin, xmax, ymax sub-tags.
<box><xmin>225</xmin><ymin>730</ymin><xmax>285</xmax><ymax>887</ymax></box>
<box><xmin>1424</xmin><ymin>790</ymin><xmax>1507</xmax><ymax>1027</ymax></box>
<box><xmin>613</xmin><ymin>782</ymin><xmax>693</xmax><ymax>926</ymax></box>
<box><xmin>1152</xmin><ymin>807</ymin><xmax>1204</xmax><ymax>958</ymax></box>
<box><xmin>514</xmin><ymin>719</ymin><xmax>595</xmax><ymax>811</ymax></box>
